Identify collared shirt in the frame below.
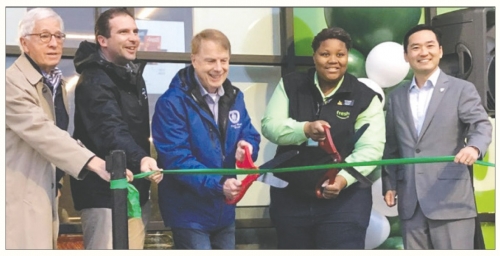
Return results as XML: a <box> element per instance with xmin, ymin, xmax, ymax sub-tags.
<box><xmin>24</xmin><ymin>53</ymin><xmax>61</xmax><ymax>100</ymax></box>
<box><xmin>195</xmin><ymin>74</ymin><xmax>225</xmax><ymax>124</ymax></box>
<box><xmin>41</xmin><ymin>68</ymin><xmax>62</xmax><ymax>102</ymax></box>
<box><xmin>408</xmin><ymin>68</ymin><xmax>440</xmax><ymax>136</ymax></box>
<box><xmin>261</xmin><ymin>72</ymin><xmax>385</xmax><ymax>187</ymax></box>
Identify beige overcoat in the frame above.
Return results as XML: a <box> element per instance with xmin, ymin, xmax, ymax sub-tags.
<box><xmin>5</xmin><ymin>54</ymin><xmax>95</xmax><ymax>249</ymax></box>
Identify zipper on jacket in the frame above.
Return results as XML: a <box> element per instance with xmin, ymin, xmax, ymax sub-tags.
<box><xmin>315</xmin><ymin>97</ymin><xmax>334</xmax><ymax>119</ymax></box>
<box><xmin>217</xmin><ymin>87</ymin><xmax>238</xmax><ymax>160</ymax></box>
<box><xmin>220</xmin><ymin>117</ymin><xmax>227</xmax><ymax>161</ymax></box>
<box><xmin>208</xmin><ymin>126</ymin><xmax>225</xmax><ymax>164</ymax></box>
<box><xmin>184</xmin><ymin>66</ymin><xmax>229</xmax><ymax>167</ymax></box>
<box><xmin>133</xmin><ymin>61</ymin><xmax>147</xmax><ymax>107</ymax></box>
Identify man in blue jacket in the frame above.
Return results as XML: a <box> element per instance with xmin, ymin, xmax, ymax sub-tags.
<box><xmin>152</xmin><ymin>29</ymin><xmax>261</xmax><ymax>249</ymax></box>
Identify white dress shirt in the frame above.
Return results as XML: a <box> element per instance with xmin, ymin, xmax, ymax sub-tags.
<box><xmin>408</xmin><ymin>68</ymin><xmax>441</xmax><ymax>136</ymax></box>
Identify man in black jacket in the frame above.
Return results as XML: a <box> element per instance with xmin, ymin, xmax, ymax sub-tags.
<box><xmin>70</xmin><ymin>8</ymin><xmax>162</xmax><ymax>249</ymax></box>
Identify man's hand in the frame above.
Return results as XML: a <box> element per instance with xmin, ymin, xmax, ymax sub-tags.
<box><xmin>454</xmin><ymin>146</ymin><xmax>480</xmax><ymax>166</ymax></box>
<box><xmin>304</xmin><ymin>120</ymin><xmax>331</xmax><ymax>141</ymax></box>
<box><xmin>125</xmin><ymin>169</ymin><xmax>134</xmax><ymax>182</ymax></box>
<box><xmin>222</xmin><ymin>178</ymin><xmax>242</xmax><ymax>201</ymax></box>
<box><xmin>322</xmin><ymin>175</ymin><xmax>347</xmax><ymax>199</ymax></box>
<box><xmin>85</xmin><ymin>156</ymin><xmax>134</xmax><ymax>182</ymax></box>
<box><xmin>384</xmin><ymin>190</ymin><xmax>397</xmax><ymax>207</ymax></box>
<box><xmin>85</xmin><ymin>156</ymin><xmax>110</xmax><ymax>182</ymax></box>
<box><xmin>141</xmin><ymin>156</ymin><xmax>163</xmax><ymax>184</ymax></box>
<box><xmin>235</xmin><ymin>140</ymin><xmax>253</xmax><ymax>162</ymax></box>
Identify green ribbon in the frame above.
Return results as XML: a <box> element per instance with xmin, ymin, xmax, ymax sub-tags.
<box><xmin>110</xmin><ymin>178</ymin><xmax>129</xmax><ymax>189</ymax></box>
<box><xmin>110</xmin><ymin>156</ymin><xmax>495</xmax><ymax>217</ymax></box>
<box><xmin>127</xmin><ymin>184</ymin><xmax>141</xmax><ymax>218</ymax></box>
<box><xmin>109</xmin><ymin>179</ymin><xmax>141</xmax><ymax>218</ymax></box>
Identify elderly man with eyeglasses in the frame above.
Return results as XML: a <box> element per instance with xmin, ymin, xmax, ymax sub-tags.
<box><xmin>5</xmin><ymin>8</ymin><xmax>133</xmax><ymax>249</ymax></box>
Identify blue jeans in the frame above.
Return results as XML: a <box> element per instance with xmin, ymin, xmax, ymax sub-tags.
<box><xmin>171</xmin><ymin>223</ymin><xmax>236</xmax><ymax>249</ymax></box>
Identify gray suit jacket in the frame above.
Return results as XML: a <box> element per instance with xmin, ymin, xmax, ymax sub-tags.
<box><xmin>382</xmin><ymin>71</ymin><xmax>492</xmax><ymax>220</ymax></box>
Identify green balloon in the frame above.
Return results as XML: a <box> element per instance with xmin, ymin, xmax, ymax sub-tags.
<box><xmin>324</xmin><ymin>8</ymin><xmax>421</xmax><ymax>55</ymax></box>
<box><xmin>347</xmin><ymin>48</ymin><xmax>366</xmax><ymax>78</ymax></box>
<box><xmin>376</xmin><ymin>236</ymin><xmax>404</xmax><ymax>249</ymax></box>
<box><xmin>386</xmin><ymin>216</ymin><xmax>402</xmax><ymax>237</ymax></box>
<box><xmin>294</xmin><ymin>17</ymin><xmax>315</xmax><ymax>56</ymax></box>
<box><xmin>389</xmin><ymin>218</ymin><xmax>402</xmax><ymax>237</ymax></box>
<box><xmin>382</xmin><ymin>79</ymin><xmax>408</xmax><ymax>111</ymax></box>
<box><xmin>384</xmin><ymin>79</ymin><xmax>408</xmax><ymax>97</ymax></box>
<box><xmin>405</xmin><ymin>68</ymin><xmax>414</xmax><ymax>80</ymax></box>
<box><xmin>386</xmin><ymin>215</ymin><xmax>399</xmax><ymax>225</ymax></box>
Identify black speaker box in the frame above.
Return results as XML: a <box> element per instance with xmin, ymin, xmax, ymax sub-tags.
<box><xmin>432</xmin><ymin>8</ymin><xmax>495</xmax><ymax>117</ymax></box>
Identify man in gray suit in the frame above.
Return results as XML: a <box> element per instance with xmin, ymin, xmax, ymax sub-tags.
<box><xmin>382</xmin><ymin>24</ymin><xmax>492</xmax><ymax>249</ymax></box>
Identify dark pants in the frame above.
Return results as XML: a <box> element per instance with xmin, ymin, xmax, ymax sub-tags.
<box><xmin>171</xmin><ymin>223</ymin><xmax>235</xmax><ymax>249</ymax></box>
<box><xmin>270</xmin><ymin>184</ymin><xmax>372</xmax><ymax>249</ymax></box>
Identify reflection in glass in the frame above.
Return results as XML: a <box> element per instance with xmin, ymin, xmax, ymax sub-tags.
<box><xmin>134</xmin><ymin>8</ymin><xmax>193</xmax><ymax>53</ymax></box>
<box><xmin>6</xmin><ymin>8</ymin><xmax>96</xmax><ymax>48</ymax></box>
<box><xmin>50</xmin><ymin>8</ymin><xmax>96</xmax><ymax>48</ymax></box>
<box><xmin>135</xmin><ymin>20</ymin><xmax>185</xmax><ymax>53</ymax></box>
<box><xmin>145</xmin><ymin>63</ymin><xmax>188</xmax><ymax>120</ymax></box>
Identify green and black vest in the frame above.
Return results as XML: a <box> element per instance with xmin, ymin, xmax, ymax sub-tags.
<box><xmin>275</xmin><ymin>68</ymin><xmax>381</xmax><ymax>197</ymax></box>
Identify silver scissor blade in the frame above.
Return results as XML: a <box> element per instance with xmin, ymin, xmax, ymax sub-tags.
<box><xmin>315</xmin><ymin>155</ymin><xmax>372</xmax><ymax>187</ymax></box>
<box><xmin>343</xmin><ymin>166</ymin><xmax>373</xmax><ymax>188</ymax></box>
<box><xmin>256</xmin><ymin>173</ymin><xmax>288</xmax><ymax>188</ymax></box>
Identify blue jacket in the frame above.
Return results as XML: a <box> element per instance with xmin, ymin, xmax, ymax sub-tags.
<box><xmin>152</xmin><ymin>65</ymin><xmax>260</xmax><ymax>231</ymax></box>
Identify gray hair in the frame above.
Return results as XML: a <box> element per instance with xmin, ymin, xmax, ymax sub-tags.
<box><xmin>17</xmin><ymin>8</ymin><xmax>64</xmax><ymax>52</ymax></box>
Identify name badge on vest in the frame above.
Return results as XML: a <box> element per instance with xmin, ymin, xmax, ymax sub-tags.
<box><xmin>340</xmin><ymin>99</ymin><xmax>354</xmax><ymax>106</ymax></box>
<box><xmin>307</xmin><ymin>138</ymin><xmax>318</xmax><ymax>147</ymax></box>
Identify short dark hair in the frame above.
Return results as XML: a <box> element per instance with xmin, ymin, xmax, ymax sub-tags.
<box><xmin>94</xmin><ymin>8</ymin><xmax>134</xmax><ymax>47</ymax></box>
<box><xmin>403</xmin><ymin>24</ymin><xmax>442</xmax><ymax>53</ymax></box>
<box><xmin>311</xmin><ymin>27</ymin><xmax>352</xmax><ymax>53</ymax></box>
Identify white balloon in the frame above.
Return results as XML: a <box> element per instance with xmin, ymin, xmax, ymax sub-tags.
<box><xmin>371</xmin><ymin>178</ymin><xmax>399</xmax><ymax>217</ymax></box>
<box><xmin>358</xmin><ymin>78</ymin><xmax>385</xmax><ymax>106</ymax></box>
<box><xmin>365</xmin><ymin>209</ymin><xmax>391</xmax><ymax>249</ymax></box>
<box><xmin>365</xmin><ymin>42</ymin><xmax>409</xmax><ymax>88</ymax></box>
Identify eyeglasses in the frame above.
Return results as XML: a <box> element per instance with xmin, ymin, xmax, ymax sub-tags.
<box><xmin>25</xmin><ymin>32</ymin><xmax>66</xmax><ymax>43</ymax></box>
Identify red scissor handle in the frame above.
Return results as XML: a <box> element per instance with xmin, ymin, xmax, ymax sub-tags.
<box><xmin>236</xmin><ymin>145</ymin><xmax>256</xmax><ymax>169</ymax></box>
<box><xmin>225</xmin><ymin>146</ymin><xmax>259</xmax><ymax>205</ymax></box>
<box><xmin>315</xmin><ymin>125</ymin><xmax>342</xmax><ymax>198</ymax></box>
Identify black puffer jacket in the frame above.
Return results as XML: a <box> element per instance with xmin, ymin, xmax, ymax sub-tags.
<box><xmin>70</xmin><ymin>41</ymin><xmax>151</xmax><ymax>210</ymax></box>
